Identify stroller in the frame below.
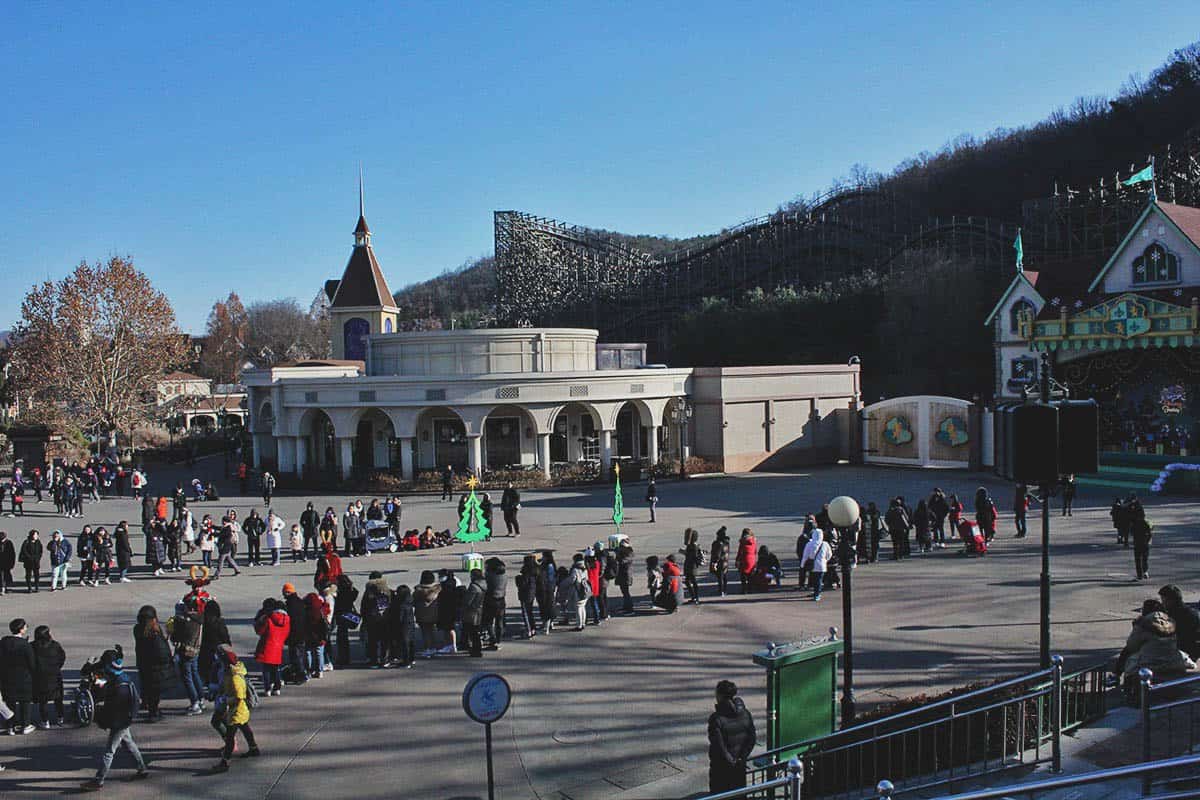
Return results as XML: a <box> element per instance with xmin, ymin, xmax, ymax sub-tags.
<box><xmin>75</xmin><ymin>644</ymin><xmax>124</xmax><ymax>726</ymax></box>
<box><xmin>364</xmin><ymin>519</ymin><xmax>398</xmax><ymax>553</ymax></box>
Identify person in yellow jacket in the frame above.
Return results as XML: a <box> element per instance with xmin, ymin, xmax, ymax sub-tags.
<box><xmin>213</xmin><ymin>646</ymin><xmax>259</xmax><ymax>772</ymax></box>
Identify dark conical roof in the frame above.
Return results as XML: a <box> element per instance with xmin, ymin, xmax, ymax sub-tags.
<box><xmin>331</xmin><ymin>219</ymin><xmax>395</xmax><ymax>309</ymax></box>
<box><xmin>354</xmin><ymin>215</ymin><xmax>370</xmax><ymax>236</ymax></box>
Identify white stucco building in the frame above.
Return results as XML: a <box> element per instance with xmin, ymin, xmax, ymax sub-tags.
<box><xmin>244</xmin><ymin>205</ymin><xmax>862</xmax><ymax>481</ymax></box>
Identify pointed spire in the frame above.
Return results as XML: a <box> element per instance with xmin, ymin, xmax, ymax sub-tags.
<box><xmin>354</xmin><ymin>167</ymin><xmax>370</xmax><ymax>245</ymax></box>
<box><xmin>1014</xmin><ymin>228</ymin><xmax>1024</xmax><ymax>273</ymax></box>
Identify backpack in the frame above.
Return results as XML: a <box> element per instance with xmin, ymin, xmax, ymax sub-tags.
<box><xmin>575</xmin><ymin>578</ymin><xmax>591</xmax><ymax>602</ymax></box>
<box><xmin>244</xmin><ymin>679</ymin><xmax>261</xmax><ymax>709</ymax></box>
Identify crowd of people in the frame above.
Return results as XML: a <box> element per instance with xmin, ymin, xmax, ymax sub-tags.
<box><xmin>0</xmin><ymin>464</ymin><xmax>1190</xmax><ymax>792</ymax></box>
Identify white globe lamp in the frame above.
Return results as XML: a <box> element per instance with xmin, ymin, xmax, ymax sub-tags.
<box><xmin>828</xmin><ymin>496</ymin><xmax>860</xmax><ymax>529</ymax></box>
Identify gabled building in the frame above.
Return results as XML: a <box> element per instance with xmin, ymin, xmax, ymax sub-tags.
<box><xmin>987</xmin><ymin>197</ymin><xmax>1200</xmax><ymax>454</ymax></box>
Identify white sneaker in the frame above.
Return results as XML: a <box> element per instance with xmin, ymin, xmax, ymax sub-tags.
<box><xmin>121</xmin><ymin>577</ymin><xmax>132</xmax><ymax>583</ymax></box>
<box><xmin>103</xmin><ymin>578</ymin><xmax>111</xmax><ymax>585</ymax></box>
<box><xmin>324</xmin><ymin>664</ymin><xmax>333</xmax><ymax>672</ymax></box>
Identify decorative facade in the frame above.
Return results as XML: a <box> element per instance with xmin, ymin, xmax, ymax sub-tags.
<box><xmin>987</xmin><ymin>198</ymin><xmax>1200</xmax><ymax>454</ymax></box>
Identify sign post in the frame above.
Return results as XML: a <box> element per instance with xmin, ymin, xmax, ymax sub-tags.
<box><xmin>463</xmin><ymin>672</ymin><xmax>512</xmax><ymax>800</ymax></box>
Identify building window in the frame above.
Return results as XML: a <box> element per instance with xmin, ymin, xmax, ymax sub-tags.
<box><xmin>383</xmin><ymin>318</ymin><xmax>393</xmax><ymax>333</ymax></box>
<box><xmin>343</xmin><ymin>317</ymin><xmax>370</xmax><ymax>361</ymax></box>
<box><xmin>1132</xmin><ymin>243</ymin><xmax>1180</xmax><ymax>284</ymax></box>
<box><xmin>1009</xmin><ymin>300</ymin><xmax>1035</xmax><ymax>335</ymax></box>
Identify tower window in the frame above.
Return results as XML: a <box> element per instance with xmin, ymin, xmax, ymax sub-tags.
<box><xmin>1009</xmin><ymin>300</ymin><xmax>1035</xmax><ymax>335</ymax></box>
<box><xmin>344</xmin><ymin>317</ymin><xmax>370</xmax><ymax>361</ymax></box>
<box><xmin>1132</xmin><ymin>242</ymin><xmax>1180</xmax><ymax>284</ymax></box>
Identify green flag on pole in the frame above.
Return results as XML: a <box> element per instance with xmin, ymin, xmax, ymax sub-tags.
<box><xmin>1122</xmin><ymin>163</ymin><xmax>1154</xmax><ymax>187</ymax></box>
<box><xmin>1013</xmin><ymin>229</ymin><xmax>1024</xmax><ymax>272</ymax></box>
<box><xmin>611</xmin><ymin>462</ymin><xmax>624</xmax><ymax>530</ymax></box>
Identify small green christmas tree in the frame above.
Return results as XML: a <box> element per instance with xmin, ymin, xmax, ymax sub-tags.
<box><xmin>456</xmin><ymin>475</ymin><xmax>490</xmax><ymax>543</ymax></box>
<box><xmin>612</xmin><ymin>462</ymin><xmax>624</xmax><ymax>531</ymax></box>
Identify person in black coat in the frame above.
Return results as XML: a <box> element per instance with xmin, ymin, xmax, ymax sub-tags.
<box><xmin>516</xmin><ymin>555</ymin><xmax>539</xmax><ymax>639</ymax></box>
<box><xmin>198</xmin><ymin>601</ymin><xmax>232</xmax><ymax>686</ymax></box>
<box><xmin>19</xmin><ymin>530</ymin><xmax>43</xmax><ymax>593</ymax></box>
<box><xmin>537</xmin><ymin>552</ymin><xmax>558</xmax><ymax>632</ymax></box>
<box><xmin>114</xmin><ymin>522</ymin><xmax>134</xmax><ymax>583</ymax></box>
<box><xmin>436</xmin><ymin>571</ymin><xmax>462</xmax><ymax>653</ymax></box>
<box><xmin>1160</xmin><ymin>584</ymin><xmax>1200</xmax><ymax>660</ymax></box>
<box><xmin>708</xmin><ymin>680</ymin><xmax>757</xmax><ymax>792</ymax></box>
<box><xmin>133</xmin><ymin>606</ymin><xmax>175</xmax><ymax>720</ymax></box>
<box><xmin>32</xmin><ymin>625</ymin><xmax>66</xmax><ymax>728</ymax></box>
<box><xmin>0</xmin><ymin>618</ymin><xmax>36</xmax><ymax>733</ymax></box>
<box><xmin>283</xmin><ymin>584</ymin><xmax>310</xmax><ymax>683</ymax></box>
<box><xmin>500</xmin><ymin>483</ymin><xmax>521</xmax><ymax>536</ymax></box>
<box><xmin>482</xmin><ymin>557</ymin><xmax>507</xmax><ymax>648</ymax></box>
<box><xmin>332</xmin><ymin>574</ymin><xmax>359</xmax><ymax>666</ymax></box>
<box><xmin>0</xmin><ymin>531</ymin><xmax>15</xmax><ymax>595</ymax></box>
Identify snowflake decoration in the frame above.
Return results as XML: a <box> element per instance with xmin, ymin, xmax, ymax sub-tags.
<box><xmin>1050</xmin><ymin>297</ymin><xmax>1061</xmax><ymax>306</ymax></box>
<box><xmin>1174</xmin><ymin>288</ymin><xmax>1184</xmax><ymax>298</ymax></box>
<box><xmin>1073</xmin><ymin>300</ymin><xmax>1083</xmax><ymax>308</ymax></box>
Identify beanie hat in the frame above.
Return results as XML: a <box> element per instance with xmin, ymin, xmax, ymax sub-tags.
<box><xmin>282</xmin><ymin>582</ymin><xmax>296</xmax><ymax>594</ymax></box>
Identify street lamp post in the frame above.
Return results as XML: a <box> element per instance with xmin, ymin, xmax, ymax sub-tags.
<box><xmin>828</xmin><ymin>495</ymin><xmax>861</xmax><ymax>726</ymax></box>
<box><xmin>670</xmin><ymin>399</ymin><xmax>693</xmax><ymax>479</ymax></box>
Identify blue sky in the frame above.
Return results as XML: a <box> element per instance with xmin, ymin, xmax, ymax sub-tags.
<box><xmin>2</xmin><ymin>2</ymin><xmax>1197</xmax><ymax>333</ymax></box>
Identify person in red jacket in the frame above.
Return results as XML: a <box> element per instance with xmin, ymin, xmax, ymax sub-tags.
<box><xmin>314</xmin><ymin>543</ymin><xmax>343</xmax><ymax>591</ymax></box>
<box><xmin>253</xmin><ymin>598</ymin><xmax>290</xmax><ymax>696</ymax></box>
<box><xmin>735</xmin><ymin>529</ymin><xmax>758</xmax><ymax>595</ymax></box>
<box><xmin>661</xmin><ymin>554</ymin><xmax>682</xmax><ymax>613</ymax></box>
<box><xmin>585</xmin><ymin>552</ymin><xmax>603</xmax><ymax>625</ymax></box>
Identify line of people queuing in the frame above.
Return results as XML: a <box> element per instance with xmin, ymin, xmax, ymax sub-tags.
<box><xmin>2</xmin><ymin>459</ymin><xmax>151</xmax><ymax>517</ymax></box>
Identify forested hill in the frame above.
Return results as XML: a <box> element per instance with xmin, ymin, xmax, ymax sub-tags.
<box><xmin>391</xmin><ymin>42</ymin><xmax>1200</xmax><ymax>329</ymax></box>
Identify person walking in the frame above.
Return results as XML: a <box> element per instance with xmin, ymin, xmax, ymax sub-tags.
<box><xmin>913</xmin><ymin>499</ymin><xmax>932</xmax><ymax>553</ymax></box>
<box><xmin>82</xmin><ymin>650</ymin><xmax>148</xmax><ymax>790</ymax></box>
<box><xmin>707</xmin><ymin>680</ymin><xmax>757</xmax><ymax>793</ymax></box>
<box><xmin>885</xmin><ymin>498</ymin><xmax>910</xmax><ymax>560</ymax></box>
<box><xmin>31</xmin><ymin>625</ymin><xmax>66</xmax><ymax>728</ymax></box>
<box><xmin>500</xmin><ymin>482</ymin><xmax>522</xmax><ymax>537</ymax></box>
<box><xmin>47</xmin><ymin>531</ymin><xmax>72</xmax><ymax>592</ymax></box>
<box><xmin>1061</xmin><ymin>475</ymin><xmax>1077</xmax><ymax>517</ymax></box>
<box><xmin>1014</xmin><ymin>485</ymin><xmax>1030</xmax><ymax>538</ymax></box>
<box><xmin>133</xmin><ymin>606</ymin><xmax>175</xmax><ymax>721</ymax></box>
<box><xmin>1130</xmin><ymin>502</ymin><xmax>1153</xmax><ymax>580</ymax></box>
<box><xmin>975</xmin><ymin>487</ymin><xmax>998</xmax><ymax>543</ymax></box>
<box><xmin>645</xmin><ymin>478</ymin><xmax>659</xmax><ymax>523</ymax></box>
<box><xmin>708</xmin><ymin>527</ymin><xmax>730</xmax><ymax>597</ymax></box>
<box><xmin>169</xmin><ymin>599</ymin><xmax>206</xmax><ymax>715</ymax></box>
<box><xmin>802</xmin><ymin>529</ymin><xmax>832</xmax><ymax>601</ymax></box>
<box><xmin>261</xmin><ymin>472</ymin><xmax>275</xmax><ymax>506</ymax></box>
<box><xmin>461</xmin><ymin>569</ymin><xmax>487</xmax><ymax>657</ymax></box>
<box><xmin>114</xmin><ymin>522</ymin><xmax>133</xmax><ymax>583</ymax></box>
<box><xmin>211</xmin><ymin>647</ymin><xmax>260</xmax><ymax>772</ymax></box>
<box><xmin>735</xmin><ymin>529</ymin><xmax>757</xmax><ymax>595</ymax></box>
<box><xmin>929</xmin><ymin>488</ymin><xmax>949</xmax><ymax>546</ymax></box>
<box><xmin>300</xmin><ymin>503</ymin><xmax>320</xmax><ymax>561</ymax></box>
<box><xmin>440</xmin><ymin>465</ymin><xmax>454</xmax><ymax>502</ymax></box>
<box><xmin>198</xmin><ymin>601</ymin><xmax>232</xmax><ymax>689</ymax></box>
<box><xmin>0</xmin><ymin>532</ymin><xmax>14</xmax><ymax>595</ymax></box>
<box><xmin>213</xmin><ymin>518</ymin><xmax>240</xmax><ymax>579</ymax></box>
<box><xmin>683</xmin><ymin>528</ymin><xmax>704</xmax><ymax>604</ymax></box>
<box><xmin>0</xmin><ymin>619</ymin><xmax>36</xmax><ymax>734</ymax></box>
<box><xmin>19</xmin><ymin>530</ymin><xmax>43</xmax><ymax>593</ymax></box>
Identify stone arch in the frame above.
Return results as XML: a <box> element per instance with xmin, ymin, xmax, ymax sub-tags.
<box><xmin>546</xmin><ymin>402</ymin><xmax>603</xmax><ymax>462</ymax></box>
<box><xmin>612</xmin><ymin>400</ymin><xmax>653</xmax><ymax>460</ymax></box>
<box><xmin>257</xmin><ymin>400</ymin><xmax>275</xmax><ymax>431</ymax></box>
<box><xmin>350</xmin><ymin>407</ymin><xmax>398</xmax><ymax>473</ymax></box>
<box><xmin>297</xmin><ymin>407</ymin><xmax>338</xmax><ymax>475</ymax></box>
<box><xmin>480</xmin><ymin>404</ymin><xmax>539</xmax><ymax>470</ymax></box>
<box><xmin>414</xmin><ymin>406</ymin><xmax>469</xmax><ymax>472</ymax></box>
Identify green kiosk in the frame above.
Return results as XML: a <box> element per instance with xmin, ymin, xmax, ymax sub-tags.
<box><xmin>752</xmin><ymin>637</ymin><xmax>843</xmax><ymax>759</ymax></box>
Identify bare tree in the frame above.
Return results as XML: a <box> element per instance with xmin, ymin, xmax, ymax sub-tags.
<box><xmin>10</xmin><ymin>256</ymin><xmax>191</xmax><ymax>448</ymax></box>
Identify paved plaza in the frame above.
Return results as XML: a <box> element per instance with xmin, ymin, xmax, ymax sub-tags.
<box><xmin>0</xmin><ymin>464</ymin><xmax>1193</xmax><ymax>799</ymax></box>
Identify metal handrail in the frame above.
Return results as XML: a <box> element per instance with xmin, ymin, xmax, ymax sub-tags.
<box><xmin>1139</xmin><ymin>667</ymin><xmax>1200</xmax><ymax>794</ymax></box>
<box><xmin>875</xmin><ymin>753</ymin><xmax>1200</xmax><ymax>800</ymax></box>
<box><xmin>755</xmin><ymin>665</ymin><xmax>1056</xmax><ymax>763</ymax></box>
<box><xmin>695</xmin><ymin>757</ymin><xmax>803</xmax><ymax>800</ymax></box>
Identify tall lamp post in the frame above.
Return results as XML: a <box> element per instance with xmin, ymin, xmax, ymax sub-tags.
<box><xmin>828</xmin><ymin>495</ymin><xmax>861</xmax><ymax>726</ymax></box>
<box><xmin>669</xmin><ymin>399</ymin><xmax>693</xmax><ymax>479</ymax></box>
